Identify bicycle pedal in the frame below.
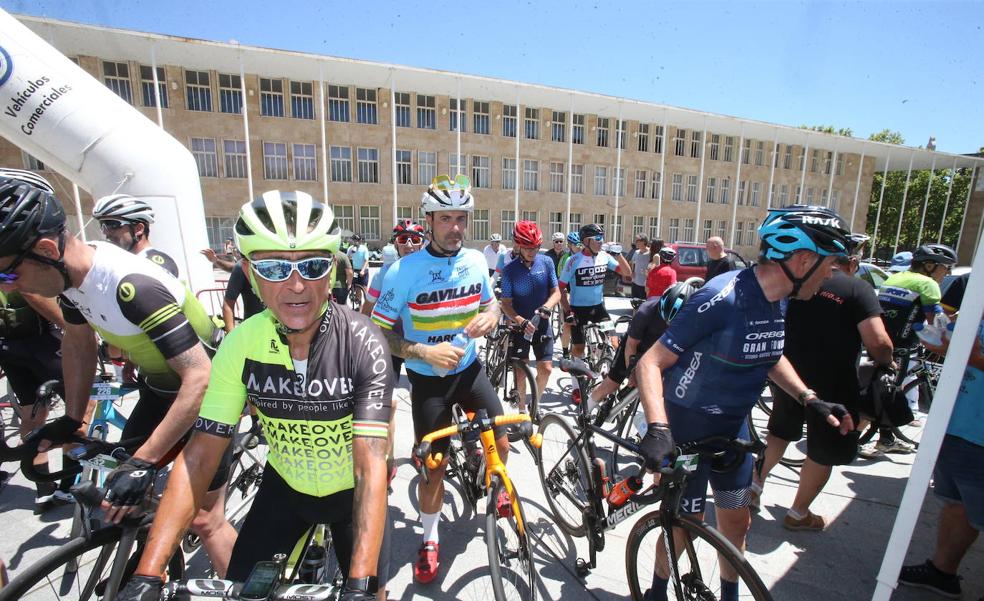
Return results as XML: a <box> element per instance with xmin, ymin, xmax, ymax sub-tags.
<box><xmin>575</xmin><ymin>558</ymin><xmax>591</xmax><ymax>577</ymax></box>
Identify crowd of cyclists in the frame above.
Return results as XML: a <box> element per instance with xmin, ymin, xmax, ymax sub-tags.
<box><xmin>0</xmin><ymin>163</ymin><xmax>979</xmax><ymax>601</ymax></box>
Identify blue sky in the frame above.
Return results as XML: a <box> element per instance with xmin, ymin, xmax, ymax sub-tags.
<box><xmin>3</xmin><ymin>0</ymin><xmax>981</xmax><ymax>154</ymax></box>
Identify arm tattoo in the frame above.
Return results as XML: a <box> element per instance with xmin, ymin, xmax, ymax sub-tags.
<box><xmin>168</xmin><ymin>344</ymin><xmax>209</xmax><ymax>373</ymax></box>
<box><xmin>382</xmin><ymin>328</ymin><xmax>427</xmax><ymax>360</ymax></box>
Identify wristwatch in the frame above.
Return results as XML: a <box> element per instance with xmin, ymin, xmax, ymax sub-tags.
<box><xmin>797</xmin><ymin>389</ymin><xmax>818</xmax><ymax>405</ymax></box>
<box><xmin>345</xmin><ymin>576</ymin><xmax>378</xmax><ymax>593</ymax></box>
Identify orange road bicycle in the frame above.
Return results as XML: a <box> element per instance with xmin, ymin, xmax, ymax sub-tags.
<box><xmin>413</xmin><ymin>405</ymin><xmax>542</xmax><ymax>601</ymax></box>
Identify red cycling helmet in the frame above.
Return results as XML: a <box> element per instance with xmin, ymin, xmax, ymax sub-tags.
<box><xmin>513</xmin><ymin>220</ymin><xmax>543</xmax><ymax>247</ymax></box>
<box><xmin>393</xmin><ymin>219</ymin><xmax>425</xmax><ymax>237</ymax></box>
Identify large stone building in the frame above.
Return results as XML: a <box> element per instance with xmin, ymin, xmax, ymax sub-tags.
<box><xmin>2</xmin><ymin>15</ymin><xmax>981</xmax><ymax>260</ymax></box>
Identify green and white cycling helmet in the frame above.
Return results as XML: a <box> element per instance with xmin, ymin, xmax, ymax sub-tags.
<box><xmin>235</xmin><ymin>190</ymin><xmax>341</xmax><ymax>258</ymax></box>
<box><xmin>421</xmin><ymin>174</ymin><xmax>474</xmax><ymax>213</ymax></box>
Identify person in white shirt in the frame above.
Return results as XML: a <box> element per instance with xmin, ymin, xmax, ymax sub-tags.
<box><xmin>483</xmin><ymin>233</ymin><xmax>509</xmax><ymax>277</ymax></box>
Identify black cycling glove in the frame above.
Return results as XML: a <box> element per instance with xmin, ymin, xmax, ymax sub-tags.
<box><xmin>113</xmin><ymin>575</ymin><xmax>162</xmax><ymax>601</ymax></box>
<box><xmin>564</xmin><ymin>312</ymin><xmax>577</xmax><ymax>325</ymax></box>
<box><xmin>536</xmin><ymin>306</ymin><xmax>552</xmax><ymax>320</ymax></box>
<box><xmin>33</xmin><ymin>415</ymin><xmax>83</xmax><ymax>445</ymax></box>
<box><xmin>104</xmin><ymin>457</ymin><xmax>156</xmax><ymax>507</ymax></box>
<box><xmin>806</xmin><ymin>398</ymin><xmax>850</xmax><ymax>423</ymax></box>
<box><xmin>638</xmin><ymin>424</ymin><xmax>675</xmax><ymax>471</ymax></box>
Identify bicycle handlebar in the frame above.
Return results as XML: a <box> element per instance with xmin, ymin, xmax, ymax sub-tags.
<box><xmin>162</xmin><ymin>579</ymin><xmax>339</xmax><ymax>600</ymax></box>
<box><xmin>12</xmin><ymin>435</ymin><xmax>145</xmax><ymax>482</ymax></box>
<box><xmin>414</xmin><ymin>412</ymin><xmax>542</xmax><ymax>473</ymax></box>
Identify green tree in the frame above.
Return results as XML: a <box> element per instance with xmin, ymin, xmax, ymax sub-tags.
<box><xmin>868</xmin><ymin>129</ymin><xmax>905</xmax><ymax>145</ymax></box>
<box><xmin>800</xmin><ymin>124</ymin><xmax>854</xmax><ymax>137</ymax></box>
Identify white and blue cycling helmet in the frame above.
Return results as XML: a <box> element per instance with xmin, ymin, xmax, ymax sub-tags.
<box><xmin>758</xmin><ymin>204</ymin><xmax>850</xmax><ymax>295</ymax></box>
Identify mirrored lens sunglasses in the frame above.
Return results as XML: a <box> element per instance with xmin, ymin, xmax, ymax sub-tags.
<box><xmin>250</xmin><ymin>257</ymin><xmax>334</xmax><ymax>282</ymax></box>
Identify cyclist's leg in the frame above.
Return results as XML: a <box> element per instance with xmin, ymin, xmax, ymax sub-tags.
<box><xmin>570</xmin><ymin>306</ymin><xmax>591</xmax><ymax>358</ymax></box>
<box><xmin>589</xmin><ymin>338</ymin><xmax>627</xmax><ymax>405</ymax></box>
<box><xmin>3</xmin><ymin>343</ymin><xmax>57</xmax><ymax>505</ymax></box>
<box><xmin>787</xmin><ymin>406</ymin><xmax>860</xmax><ymax>522</ymax></box>
<box><xmin>591</xmin><ymin>304</ymin><xmax>618</xmax><ymax>348</ymax></box>
<box><xmin>756</xmin><ymin>384</ymin><xmax>803</xmax><ymax>488</ymax></box>
<box><xmin>191</xmin><ymin>441</ymin><xmax>237</xmax><ymax>578</ymax></box>
<box><xmin>407</xmin><ymin>369</ymin><xmax>454</xmax><ymax>533</ymax></box>
<box><xmin>531</xmin><ymin>325</ymin><xmax>555</xmax><ymax>399</ymax></box>
<box><xmin>509</xmin><ymin>331</ymin><xmax>532</xmax><ymax>411</ymax></box>
<box><xmin>459</xmin><ymin>361</ymin><xmax>508</xmax><ymax>461</ymax></box>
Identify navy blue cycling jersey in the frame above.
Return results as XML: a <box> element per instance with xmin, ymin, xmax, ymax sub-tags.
<box><xmin>659</xmin><ymin>268</ymin><xmax>784</xmax><ymax>419</ymax></box>
<box><xmin>500</xmin><ymin>253</ymin><xmax>557</xmax><ymax>319</ymax></box>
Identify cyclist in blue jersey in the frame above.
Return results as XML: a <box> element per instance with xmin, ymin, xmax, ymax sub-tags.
<box><xmin>370</xmin><ymin>175</ymin><xmax>505</xmax><ymax>584</ymax></box>
<box><xmin>348</xmin><ymin>234</ymin><xmax>370</xmax><ymax>305</ymax></box>
<box><xmin>499</xmin><ymin>221</ymin><xmax>560</xmax><ymax>410</ymax></box>
<box><xmin>559</xmin><ymin>223</ymin><xmax>631</xmax><ymax>359</ymax></box>
<box><xmin>635</xmin><ymin>205</ymin><xmax>855</xmax><ymax>601</ymax></box>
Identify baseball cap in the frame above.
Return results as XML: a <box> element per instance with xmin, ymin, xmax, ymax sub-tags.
<box><xmin>889</xmin><ymin>251</ymin><xmax>912</xmax><ymax>272</ymax></box>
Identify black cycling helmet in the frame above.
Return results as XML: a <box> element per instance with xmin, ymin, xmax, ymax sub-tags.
<box><xmin>578</xmin><ymin>223</ymin><xmax>604</xmax><ymax>241</ymax></box>
<box><xmin>845</xmin><ymin>233</ymin><xmax>870</xmax><ymax>256</ymax></box>
<box><xmin>658</xmin><ymin>282</ymin><xmax>696</xmax><ymax>323</ymax></box>
<box><xmin>0</xmin><ymin>176</ymin><xmax>71</xmax><ymax>288</ymax></box>
<box><xmin>912</xmin><ymin>243</ymin><xmax>957</xmax><ymax>266</ymax></box>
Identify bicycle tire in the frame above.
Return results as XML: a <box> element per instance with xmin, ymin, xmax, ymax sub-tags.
<box><xmin>625</xmin><ymin>510</ymin><xmax>772</xmax><ymax>601</ymax></box>
<box><xmin>0</xmin><ymin>525</ymin><xmax>184</xmax><ymax>601</ymax></box>
<box><xmin>535</xmin><ymin>413</ymin><xmax>591</xmax><ymax>537</ymax></box>
<box><xmin>486</xmin><ymin>476</ymin><xmax>537</xmax><ymax>601</ymax></box>
<box><xmin>494</xmin><ymin>360</ymin><xmax>539</xmax><ymax>420</ymax></box>
<box><xmin>608</xmin><ymin>389</ymin><xmax>644</xmax><ymax>477</ymax></box>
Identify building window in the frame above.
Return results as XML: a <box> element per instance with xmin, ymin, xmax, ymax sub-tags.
<box><xmin>550</xmin><ymin>162</ymin><xmax>565</xmax><ymax>193</ymax></box>
<box><xmin>330</xmin><ymin>146</ymin><xmax>352</xmax><ymax>182</ymax></box>
<box><xmin>648</xmin><ymin>216</ymin><xmax>660</xmax><ymax>240</ymax></box>
<box><xmin>683</xmin><ymin>218</ymin><xmax>695</xmax><ymax>242</ymax></box>
<box><xmin>735</xmin><ymin>222</ymin><xmax>745</xmax><ymax>246</ymax></box>
<box><xmin>418</xmin><ymin>151</ymin><xmax>436</xmax><ymax>185</ymax></box>
<box><xmin>720</xmin><ymin>178</ymin><xmax>731</xmax><ymax>204</ymax></box>
<box><xmin>755</xmin><ymin>141</ymin><xmax>765</xmax><ymax>166</ymax></box>
<box><xmin>103</xmin><ymin>61</ymin><xmax>132</xmax><ymax>104</ymax></box>
<box><xmin>611</xmin><ymin>215</ymin><xmax>624</xmax><ymax>242</ymax></box>
<box><xmin>522</xmin><ymin>210</ymin><xmax>538</xmax><ymax>227</ymax></box>
<box><xmin>615</xmin><ymin>168</ymin><xmax>626</xmax><ymax>197</ymax></box>
<box><xmin>549</xmin><ymin>212</ymin><xmax>563</xmax><ymax>233</ymax></box>
<box><xmin>396</xmin><ymin>206</ymin><xmax>415</xmax><ymax>221</ymax></box>
<box><xmin>742</xmin><ymin>139</ymin><xmax>751</xmax><ymax>165</ymax></box>
<box><xmin>784</xmin><ymin>145</ymin><xmax>793</xmax><ymax>169</ymax></box>
<box><xmin>223</xmin><ymin>139</ymin><xmax>247</xmax><ymax>179</ymax></box>
<box><xmin>668</xmin><ymin>218</ymin><xmax>680</xmax><ymax>242</ymax></box>
<box><xmin>552</xmin><ymin>111</ymin><xmax>566</xmax><ymax>143</ymax></box>
<box><xmin>356</xmin><ymin>88</ymin><xmax>377</xmax><ymax>125</ymax></box>
<box><xmin>359</xmin><ymin>206</ymin><xmax>380</xmax><ymax>240</ymax></box>
<box><xmin>671</xmin><ymin>173</ymin><xmax>683</xmax><ymax>201</ymax></box>
<box><xmin>502</xmin><ymin>104</ymin><xmax>517</xmax><ymax>137</ymax></box>
<box><xmin>709</xmin><ymin>134</ymin><xmax>720</xmax><ymax>161</ymax></box>
<box><xmin>616</xmin><ymin>120</ymin><xmax>627</xmax><ymax>150</ymax></box>
<box><xmin>638</xmin><ymin>124</ymin><xmax>649</xmax><ymax>152</ymax></box>
<box><xmin>703</xmin><ymin>219</ymin><xmax>713</xmax><ymax>241</ymax></box>
<box><xmin>774</xmin><ymin>144</ymin><xmax>781</xmax><ymax>168</ymax></box>
<box><xmin>795</xmin><ymin>185</ymin><xmax>802</xmax><ymax>203</ymax></box>
<box><xmin>653</xmin><ymin>125</ymin><xmax>664</xmax><ymax>154</ymax></box>
<box><xmin>594</xmin><ymin>166</ymin><xmax>608</xmax><ymax>196</ymax></box>
<box><xmin>807</xmin><ymin>187</ymin><xmax>815</xmax><ymax>204</ymax></box>
<box><xmin>690</xmin><ymin>130</ymin><xmax>702</xmax><ymax>158</ymax></box>
<box><xmin>473</xmin><ymin>101</ymin><xmax>490</xmax><ymax>134</ymax></box>
<box><xmin>706</xmin><ymin>177</ymin><xmax>717</xmax><ymax>204</ymax></box>
<box><xmin>395</xmin><ymin>92</ymin><xmax>411</xmax><ymax>127</ymax></box>
<box><xmin>357</xmin><ymin>148</ymin><xmax>379</xmax><ymax>183</ymax></box>
<box><xmin>569</xmin><ymin>212</ymin><xmax>582</xmax><ymax>231</ymax></box>
<box><xmin>686</xmin><ymin>175</ymin><xmax>698</xmax><ymax>202</ymax></box>
<box><xmin>751</xmin><ymin>181</ymin><xmax>761</xmax><ymax>206</ymax></box>
<box><xmin>831</xmin><ymin>189</ymin><xmax>840</xmax><ymax>210</ymax></box>
<box><xmin>523</xmin><ymin>160</ymin><xmax>539</xmax><ymax>192</ymax></box>
<box><xmin>260</xmin><ymin>77</ymin><xmax>284</xmax><ymax>119</ymax></box>
<box><xmin>501</xmin><ymin>210</ymin><xmax>515</xmax><ymax>240</ymax></box>
<box><xmin>396</xmin><ymin>150</ymin><xmax>412</xmax><ymax>185</ymax></box>
<box><xmin>22</xmin><ymin>152</ymin><xmax>44</xmax><ymax>171</ymax></box>
<box><xmin>448</xmin><ymin>97</ymin><xmax>465</xmax><ymax>132</ymax></box>
<box><xmin>571</xmin><ymin>164</ymin><xmax>584</xmax><ymax>194</ymax></box>
<box><xmin>139</xmin><ymin>65</ymin><xmax>167</xmax><ymax>108</ymax></box>
<box><xmin>724</xmin><ymin>136</ymin><xmax>735</xmax><ymax>162</ymax></box>
<box><xmin>328</xmin><ymin>85</ymin><xmax>350</xmax><ymax>122</ymax></box>
<box><xmin>262</xmin><ymin>142</ymin><xmax>288</xmax><ymax>180</ymax></box>
<box><xmin>780</xmin><ymin>184</ymin><xmax>789</xmax><ymax>204</ymax></box>
<box><xmin>737</xmin><ymin>180</ymin><xmax>747</xmax><ymax>205</ymax></box>
<box><xmin>747</xmin><ymin>221</ymin><xmax>757</xmax><ymax>245</ymax></box>
<box><xmin>218</xmin><ymin>73</ymin><xmax>243</xmax><ymax>114</ymax></box>
<box><xmin>205</xmin><ymin>217</ymin><xmax>235</xmax><ymax>250</ymax></box>
<box><xmin>821</xmin><ymin>188</ymin><xmax>829</xmax><ymax>207</ymax></box>
<box><xmin>502</xmin><ymin>158</ymin><xmax>517</xmax><ymax>190</ymax></box>
<box><xmin>293</xmin><ymin>143</ymin><xmax>317</xmax><ymax>181</ymax></box>
<box><xmin>524</xmin><ymin>107</ymin><xmax>539</xmax><ymax>140</ymax></box>
<box><xmin>593</xmin><ymin>214</ymin><xmax>606</xmax><ymax>229</ymax></box>
<box><xmin>572</xmin><ymin>114</ymin><xmax>585</xmax><ymax>145</ymax></box>
<box><xmin>191</xmin><ymin>138</ymin><xmax>218</xmax><ymax>177</ymax></box>
<box><xmin>449</xmin><ymin>153</ymin><xmax>466</xmax><ymax>177</ymax></box>
<box><xmin>333</xmin><ymin>205</ymin><xmax>355</xmax><ymax>233</ymax></box>
<box><xmin>717</xmin><ymin>220</ymin><xmax>727</xmax><ymax>239</ymax></box>
<box><xmin>473</xmin><ymin>209</ymin><xmax>490</xmax><ymax>241</ymax></box>
<box><xmin>290</xmin><ymin>81</ymin><xmax>314</xmax><ymax>119</ymax></box>
<box><xmin>596</xmin><ymin>118</ymin><xmax>610</xmax><ymax>147</ymax></box>
<box><xmin>674</xmin><ymin>128</ymin><xmax>686</xmax><ymax>156</ymax></box>
<box><xmin>471</xmin><ymin>156</ymin><xmax>491</xmax><ymax>189</ymax></box>
<box><xmin>185</xmin><ymin>70</ymin><xmax>211</xmax><ymax>112</ymax></box>
<box><xmin>634</xmin><ymin>170</ymin><xmax>647</xmax><ymax>198</ymax></box>
<box><xmin>631</xmin><ymin>216</ymin><xmax>645</xmax><ymax>240</ymax></box>
<box><xmin>824</xmin><ymin>151</ymin><xmax>833</xmax><ymax>175</ymax></box>
<box><xmin>650</xmin><ymin>171</ymin><xmax>662</xmax><ymax>200</ymax></box>
<box><xmin>811</xmin><ymin>149</ymin><xmax>820</xmax><ymax>173</ymax></box>
<box><xmin>836</xmin><ymin>154</ymin><xmax>844</xmax><ymax>176</ymax></box>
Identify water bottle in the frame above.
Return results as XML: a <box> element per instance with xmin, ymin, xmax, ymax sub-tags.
<box><xmin>298</xmin><ymin>544</ymin><xmax>327</xmax><ymax>584</ymax></box>
<box><xmin>944</xmin><ymin>322</ymin><xmax>955</xmax><ymax>341</ymax></box>
<box><xmin>631</xmin><ymin>410</ymin><xmax>648</xmax><ymax>438</ymax></box>
<box><xmin>433</xmin><ymin>333</ymin><xmax>470</xmax><ymax>377</ymax></box>
<box><xmin>523</xmin><ymin>314</ymin><xmax>541</xmax><ymax>342</ymax></box>
<box><xmin>931</xmin><ymin>305</ymin><xmax>950</xmax><ymax>331</ymax></box>
<box><xmin>607</xmin><ymin>475</ymin><xmax>643</xmax><ymax>508</ymax></box>
<box><xmin>913</xmin><ymin>321</ymin><xmax>943</xmax><ymax>347</ymax></box>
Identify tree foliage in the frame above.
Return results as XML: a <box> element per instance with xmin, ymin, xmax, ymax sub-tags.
<box><xmin>800</xmin><ymin>124</ymin><xmax>854</xmax><ymax>137</ymax></box>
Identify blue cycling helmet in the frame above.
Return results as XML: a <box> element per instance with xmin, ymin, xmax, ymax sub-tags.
<box><xmin>567</xmin><ymin>231</ymin><xmax>581</xmax><ymax>245</ymax></box>
<box><xmin>758</xmin><ymin>205</ymin><xmax>850</xmax><ymax>261</ymax></box>
<box><xmin>658</xmin><ymin>282</ymin><xmax>695</xmax><ymax>323</ymax></box>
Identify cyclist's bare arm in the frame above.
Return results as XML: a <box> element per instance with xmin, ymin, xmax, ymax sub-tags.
<box><xmin>544</xmin><ymin>285</ymin><xmax>561</xmax><ymax>311</ymax></box>
<box><xmin>380</xmin><ymin>327</ymin><xmax>466</xmax><ymax>371</ymax></box>
<box><xmin>360</xmin><ymin>300</ymin><xmax>375</xmax><ymax>318</ymax></box>
<box><xmin>136</xmin><ymin>432</ymin><xmax>231</xmax><ymax>577</ymax></box>
<box><xmin>500</xmin><ymin>297</ymin><xmax>522</xmax><ymax>326</ymax></box>
<box><xmin>636</xmin><ymin>341</ymin><xmax>678</xmax><ymax>425</ymax></box>
<box><xmin>464</xmin><ymin>298</ymin><xmax>500</xmax><ymax>338</ymax></box>
<box><xmin>614</xmin><ymin>253</ymin><xmax>632</xmax><ymax>279</ymax></box>
<box><xmin>61</xmin><ymin>321</ymin><xmax>99</xmax><ymax>422</ymax></box>
<box><xmin>624</xmin><ymin>335</ymin><xmax>642</xmax><ymax>368</ymax></box>
<box><xmin>858</xmin><ymin>316</ymin><xmax>894</xmax><ymax>368</ymax></box>
<box><xmin>222</xmin><ymin>298</ymin><xmax>237</xmax><ymax>333</ymax></box>
<box><xmin>134</xmin><ymin>344</ymin><xmax>211</xmax><ymax>463</ymax></box>
<box><xmin>350</xmin><ymin>435</ymin><xmax>388</xmax><ymax>579</ymax></box>
<box><xmin>21</xmin><ymin>291</ymin><xmax>67</xmax><ymax>330</ymax></box>
<box><xmin>559</xmin><ymin>285</ymin><xmax>571</xmax><ymax>314</ymax></box>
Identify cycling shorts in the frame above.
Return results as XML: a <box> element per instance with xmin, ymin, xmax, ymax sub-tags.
<box><xmin>406</xmin><ymin>360</ymin><xmax>505</xmax><ymax>456</ymax></box>
<box><xmin>227</xmin><ymin>464</ymin><xmax>393</xmax><ymax>584</ymax></box>
<box><xmin>0</xmin><ymin>333</ymin><xmax>62</xmax><ymax>407</ymax></box>
<box><xmin>571</xmin><ymin>303</ymin><xmax>613</xmax><ymax>345</ymax></box>
<box><xmin>607</xmin><ymin>335</ymin><xmax>630</xmax><ymax>384</ymax></box>
<box><xmin>353</xmin><ymin>272</ymin><xmax>369</xmax><ymax>288</ymax></box>
<box><xmin>934</xmin><ymin>434</ymin><xmax>984</xmax><ymax>530</ymax></box>
<box><xmin>666</xmin><ymin>402</ymin><xmax>754</xmax><ymax>515</ymax></box>
<box><xmin>631</xmin><ymin>284</ymin><xmax>647</xmax><ymax>301</ymax></box>
<box><xmin>766</xmin><ymin>384</ymin><xmax>860</xmax><ymax>467</ymax></box>
<box><xmin>509</xmin><ymin>328</ymin><xmax>554</xmax><ymax>362</ymax></box>
<box><xmin>391</xmin><ymin>355</ymin><xmax>404</xmax><ymax>380</ymax></box>
<box><xmin>122</xmin><ymin>381</ymin><xmax>231</xmax><ymax>492</ymax></box>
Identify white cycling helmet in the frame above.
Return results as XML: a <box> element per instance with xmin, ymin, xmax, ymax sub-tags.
<box><xmin>0</xmin><ymin>168</ymin><xmax>55</xmax><ymax>194</ymax></box>
<box><xmin>92</xmin><ymin>194</ymin><xmax>156</xmax><ymax>224</ymax></box>
<box><xmin>421</xmin><ymin>174</ymin><xmax>474</xmax><ymax>214</ymax></box>
<box><xmin>551</xmin><ymin>232</ymin><xmax>565</xmax><ymax>242</ymax></box>
<box><xmin>490</xmin><ymin>233</ymin><xmax>503</xmax><ymax>242</ymax></box>
<box><xmin>235</xmin><ymin>190</ymin><xmax>341</xmax><ymax>257</ymax></box>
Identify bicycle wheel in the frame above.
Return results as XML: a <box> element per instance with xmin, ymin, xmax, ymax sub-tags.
<box><xmin>625</xmin><ymin>510</ymin><xmax>772</xmax><ymax>601</ymax></box>
<box><xmin>535</xmin><ymin>414</ymin><xmax>591</xmax><ymax>537</ymax></box>
<box><xmin>0</xmin><ymin>526</ymin><xmax>184</xmax><ymax>601</ymax></box>
<box><xmin>348</xmin><ymin>286</ymin><xmax>363</xmax><ymax>312</ymax></box>
<box><xmin>607</xmin><ymin>389</ymin><xmax>644</xmax><ymax>477</ymax></box>
<box><xmin>486</xmin><ymin>477</ymin><xmax>537</xmax><ymax>601</ymax></box>
<box><xmin>495</xmin><ymin>360</ymin><xmax>539</xmax><ymax>419</ymax></box>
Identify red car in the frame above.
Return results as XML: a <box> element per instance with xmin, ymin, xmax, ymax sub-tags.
<box><xmin>664</xmin><ymin>242</ymin><xmax>750</xmax><ymax>284</ymax></box>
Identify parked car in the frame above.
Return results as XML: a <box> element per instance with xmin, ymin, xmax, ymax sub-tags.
<box><xmin>856</xmin><ymin>262</ymin><xmax>890</xmax><ymax>289</ymax></box>
<box><xmin>664</xmin><ymin>242</ymin><xmax>750</xmax><ymax>285</ymax></box>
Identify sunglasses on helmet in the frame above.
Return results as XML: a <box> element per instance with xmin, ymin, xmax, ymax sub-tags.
<box><xmin>250</xmin><ymin>256</ymin><xmax>334</xmax><ymax>283</ymax></box>
<box><xmin>431</xmin><ymin>174</ymin><xmax>471</xmax><ymax>191</ymax></box>
<box><xmin>395</xmin><ymin>233</ymin><xmax>424</xmax><ymax>245</ymax></box>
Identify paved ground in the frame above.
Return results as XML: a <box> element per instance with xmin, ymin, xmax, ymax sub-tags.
<box><xmin>1</xmin><ymin>294</ymin><xmax>981</xmax><ymax>600</ymax></box>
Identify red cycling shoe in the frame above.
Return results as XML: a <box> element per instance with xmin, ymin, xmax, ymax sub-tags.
<box><xmin>414</xmin><ymin>541</ymin><xmax>440</xmax><ymax>583</ymax></box>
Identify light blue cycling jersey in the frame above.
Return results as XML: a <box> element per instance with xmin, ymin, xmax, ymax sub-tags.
<box><xmin>348</xmin><ymin>244</ymin><xmax>369</xmax><ymax>270</ymax></box>
<box><xmin>559</xmin><ymin>250</ymin><xmax>618</xmax><ymax>307</ymax></box>
<box><xmin>371</xmin><ymin>246</ymin><xmax>494</xmax><ymax>376</ymax></box>
<box><xmin>496</xmin><ymin>250</ymin><xmax>517</xmax><ymax>274</ymax></box>
<box><xmin>659</xmin><ymin>268</ymin><xmax>785</xmax><ymax>420</ymax></box>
